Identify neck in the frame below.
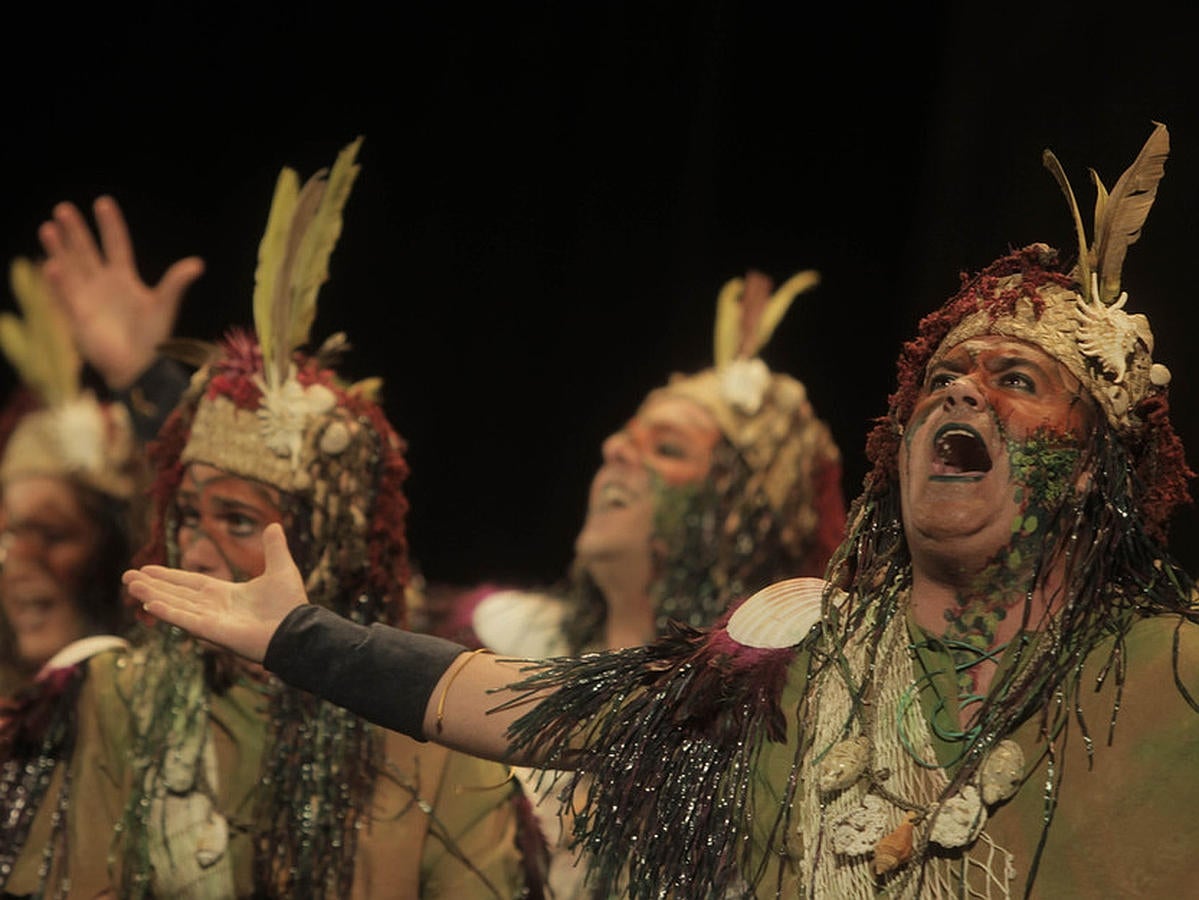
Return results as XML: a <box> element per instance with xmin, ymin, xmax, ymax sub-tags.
<box><xmin>910</xmin><ymin>555</ymin><xmax>1060</xmax><ymax>697</ymax></box>
<box><xmin>582</xmin><ymin>565</ymin><xmax>652</xmax><ymax>651</ymax></box>
<box><xmin>601</xmin><ymin>582</ymin><xmax>657</xmax><ymax>650</ymax></box>
<box><xmin>585</xmin><ymin>557</ymin><xmax>658</xmax><ymax>650</ymax></box>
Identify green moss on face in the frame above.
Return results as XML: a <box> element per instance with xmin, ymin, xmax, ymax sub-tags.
<box><xmin>941</xmin><ymin>429</ymin><xmax>1083</xmax><ymax>693</ymax></box>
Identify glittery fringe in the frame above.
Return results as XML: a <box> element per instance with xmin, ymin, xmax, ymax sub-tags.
<box><xmin>501</xmin><ymin>623</ymin><xmax>797</xmax><ymax>899</ymax></box>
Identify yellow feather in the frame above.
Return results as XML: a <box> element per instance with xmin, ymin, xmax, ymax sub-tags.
<box><xmin>348</xmin><ymin>376</ymin><xmax>383</xmax><ymax>402</ymax></box>
<box><xmin>754</xmin><ymin>269</ymin><xmax>819</xmax><ymax>356</ymax></box>
<box><xmin>0</xmin><ymin>258</ymin><xmax>80</xmax><ymax>406</ymax></box>
<box><xmin>269</xmin><ymin>176</ymin><xmax>326</xmax><ymax>383</ymax></box>
<box><xmin>1042</xmin><ymin>148</ymin><xmax>1092</xmax><ymax>297</ymax></box>
<box><xmin>289</xmin><ymin>136</ymin><xmax>363</xmax><ymax>352</ymax></box>
<box><xmin>713</xmin><ymin>276</ymin><xmax>745</xmax><ymax>368</ymax></box>
<box><xmin>251</xmin><ymin>137</ymin><xmax>364</xmax><ymax>391</ymax></box>
<box><xmin>1092</xmin><ymin>121</ymin><xmax>1168</xmax><ymax>303</ymax></box>
<box><xmin>253</xmin><ymin>166</ymin><xmax>301</xmax><ymax>384</ymax></box>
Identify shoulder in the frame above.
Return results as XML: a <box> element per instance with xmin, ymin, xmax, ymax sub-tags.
<box><xmin>473</xmin><ymin>589</ymin><xmax>572</xmax><ymax>658</ymax></box>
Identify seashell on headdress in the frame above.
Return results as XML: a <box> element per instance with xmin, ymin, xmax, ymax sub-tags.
<box><xmin>929</xmin><ymin>122</ymin><xmax>1171</xmax><ymax>434</ymax></box>
<box><xmin>0</xmin><ymin>257</ymin><xmax>138</xmax><ymax>498</ymax></box>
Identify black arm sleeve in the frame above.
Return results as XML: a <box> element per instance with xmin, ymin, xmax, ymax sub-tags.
<box><xmin>263</xmin><ymin>604</ymin><xmax>467</xmax><ymax>741</ymax></box>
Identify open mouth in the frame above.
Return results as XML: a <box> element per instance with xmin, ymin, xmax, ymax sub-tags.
<box><xmin>933</xmin><ymin>424</ymin><xmax>993</xmax><ymax>475</ymax></box>
<box><xmin>595</xmin><ymin>481</ymin><xmax>634</xmax><ymax>510</ymax></box>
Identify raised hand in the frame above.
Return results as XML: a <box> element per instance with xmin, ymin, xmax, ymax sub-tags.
<box><xmin>38</xmin><ymin>196</ymin><xmax>205</xmax><ymax>389</ymax></box>
<box><xmin>122</xmin><ymin>523</ymin><xmax>308</xmax><ymax>662</ymax></box>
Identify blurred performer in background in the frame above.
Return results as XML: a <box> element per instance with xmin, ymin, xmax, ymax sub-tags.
<box><xmin>0</xmin><ymin>258</ymin><xmax>145</xmax><ymax>895</ymax></box>
<box><xmin>443</xmin><ymin>268</ymin><xmax>846</xmax><ymax>896</ymax></box>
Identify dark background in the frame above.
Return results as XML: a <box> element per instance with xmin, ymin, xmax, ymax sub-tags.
<box><xmin>3</xmin><ymin>3</ymin><xmax>1197</xmax><ymax>585</ymax></box>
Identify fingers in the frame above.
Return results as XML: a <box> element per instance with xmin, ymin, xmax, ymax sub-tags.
<box><xmin>123</xmin><ymin>564</ymin><xmax>215</xmax><ymax>590</ymax></box>
<box><xmin>50</xmin><ymin>201</ymin><xmax>103</xmax><ymax>271</ymax></box>
<box><xmin>37</xmin><ymin>220</ymin><xmax>64</xmax><ymax>259</ymax></box>
<box><xmin>123</xmin><ymin>572</ymin><xmax>205</xmax><ymax>608</ymax></box>
<box><xmin>92</xmin><ymin>195</ymin><xmax>135</xmax><ymax>270</ymax></box>
<box><xmin>156</xmin><ymin>256</ymin><xmax>205</xmax><ymax>306</ymax></box>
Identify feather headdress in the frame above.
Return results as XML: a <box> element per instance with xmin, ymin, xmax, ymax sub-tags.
<box><xmin>250</xmin><ymin>137</ymin><xmax>362</xmax><ymax>464</ymax></box>
<box><xmin>253</xmin><ymin>137</ymin><xmax>362</xmax><ymax>394</ymax></box>
<box><xmin>1043</xmin><ymin>121</ymin><xmax>1168</xmax><ymax>306</ymax></box>
<box><xmin>181</xmin><ymin>137</ymin><xmax>367</xmax><ymax>488</ymax></box>
<box><xmin>0</xmin><ymin>259</ymin><xmax>137</xmax><ymax>497</ymax></box>
<box><xmin>927</xmin><ymin>123</ymin><xmax>1172</xmax><ymax>432</ymax></box>
<box><xmin>713</xmin><ymin>268</ymin><xmax>820</xmax><ymax>368</ymax></box>
<box><xmin>654</xmin><ymin>268</ymin><xmax>841</xmax><ymax>553</ymax></box>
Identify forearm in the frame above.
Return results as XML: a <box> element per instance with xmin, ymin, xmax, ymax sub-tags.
<box><xmin>263</xmin><ymin>605</ymin><xmax>546</xmax><ymax>763</ymax></box>
<box><xmin>420</xmin><ymin>649</ymin><xmax>553</xmax><ymax>764</ymax></box>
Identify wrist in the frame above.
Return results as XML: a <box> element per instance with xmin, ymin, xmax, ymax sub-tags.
<box><xmin>264</xmin><ymin>605</ymin><xmax>467</xmax><ymax>740</ymax></box>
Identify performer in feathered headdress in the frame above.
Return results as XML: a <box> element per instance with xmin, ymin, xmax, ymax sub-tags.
<box><xmin>128</xmin><ymin>122</ymin><xmax>1199</xmax><ymax>898</ymax></box>
<box><xmin>109</xmin><ymin>138</ymin><xmax>531</xmax><ymax>898</ymax></box>
<box><xmin>458</xmin><ymin>267</ymin><xmax>844</xmax><ymax>658</ymax></box>
<box><xmin>447</xmin><ymin>268</ymin><xmax>844</xmax><ymax>897</ymax></box>
<box><xmin>0</xmin><ymin>258</ymin><xmax>145</xmax><ymax>894</ymax></box>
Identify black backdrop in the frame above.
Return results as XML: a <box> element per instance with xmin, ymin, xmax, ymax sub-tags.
<box><xmin>3</xmin><ymin>2</ymin><xmax>1197</xmax><ymax>585</ymax></box>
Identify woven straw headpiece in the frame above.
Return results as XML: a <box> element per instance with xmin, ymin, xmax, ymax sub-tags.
<box><xmin>0</xmin><ymin>258</ymin><xmax>138</xmax><ymax>499</ymax></box>
<box><xmin>928</xmin><ymin>123</ymin><xmax>1172</xmax><ymax>436</ymax></box>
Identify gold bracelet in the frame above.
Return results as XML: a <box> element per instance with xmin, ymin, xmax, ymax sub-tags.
<box><xmin>435</xmin><ymin>647</ymin><xmax>492</xmax><ymax>735</ymax></box>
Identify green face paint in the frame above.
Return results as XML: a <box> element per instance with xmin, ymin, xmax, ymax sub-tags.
<box><xmin>941</xmin><ymin>427</ymin><xmax>1083</xmax><ymax>691</ymax></box>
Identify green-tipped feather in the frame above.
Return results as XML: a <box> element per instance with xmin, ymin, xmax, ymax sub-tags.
<box><xmin>713</xmin><ymin>276</ymin><xmax>745</xmax><ymax>368</ymax></box>
<box><xmin>755</xmin><ymin>269</ymin><xmax>819</xmax><ymax>355</ymax></box>
<box><xmin>290</xmin><ymin>137</ymin><xmax>363</xmax><ymax>351</ymax></box>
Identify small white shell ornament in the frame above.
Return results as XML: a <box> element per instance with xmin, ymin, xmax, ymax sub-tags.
<box><xmin>828</xmin><ymin>794</ymin><xmax>888</xmax><ymax>856</ymax></box>
<box><xmin>978</xmin><ymin>738</ymin><xmax>1025</xmax><ymax>805</ymax></box>
<box><xmin>1150</xmin><ymin>362</ymin><xmax>1172</xmax><ymax>386</ymax></box>
<box><xmin>928</xmin><ymin>785</ymin><xmax>986</xmax><ymax>848</ymax></box>
<box><xmin>319</xmin><ymin>420</ymin><xmax>351</xmax><ymax>455</ymax></box>
<box><xmin>817</xmin><ymin>735</ymin><xmax>871</xmax><ymax>793</ymax></box>
<box><xmin>194</xmin><ymin>811</ymin><xmax>230</xmax><ymax>868</ymax></box>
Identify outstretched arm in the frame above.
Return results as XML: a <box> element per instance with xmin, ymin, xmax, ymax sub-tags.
<box><xmin>122</xmin><ymin>524</ymin><xmax>546</xmax><ymax>763</ymax></box>
<box><xmin>38</xmin><ymin>196</ymin><xmax>204</xmax><ymax>390</ymax></box>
